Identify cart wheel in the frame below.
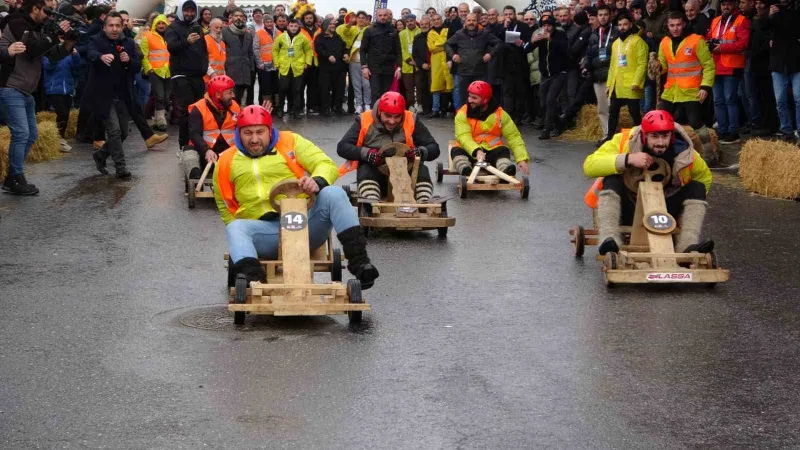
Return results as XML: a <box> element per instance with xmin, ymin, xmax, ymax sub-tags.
<box><xmin>233</xmin><ymin>274</ymin><xmax>248</xmax><ymax>325</ymax></box>
<box><xmin>188</xmin><ymin>184</ymin><xmax>196</xmax><ymax>209</ymax></box>
<box><xmin>706</xmin><ymin>251</ymin><xmax>719</xmax><ymax>269</ymax></box>
<box><xmin>459</xmin><ymin>175</ymin><xmax>468</xmax><ymax>199</ymax></box>
<box><xmin>520</xmin><ymin>176</ymin><xmax>530</xmax><ymax>199</ymax></box>
<box><xmin>359</xmin><ymin>203</ymin><xmax>372</xmax><ymax>237</ymax></box>
<box><xmin>437</xmin><ymin>203</ymin><xmax>449</xmax><ymax>238</ymax></box>
<box><xmin>603</xmin><ymin>252</ymin><xmax>618</xmax><ymax>287</ymax></box>
<box><xmin>436</xmin><ymin>161</ymin><xmax>444</xmax><ymax>183</ymax></box>
<box><xmin>227</xmin><ymin>260</ymin><xmax>236</xmax><ymax>287</ymax></box>
<box><xmin>571</xmin><ymin>225</ymin><xmax>585</xmax><ymax>257</ymax></box>
<box><xmin>347</xmin><ymin>279</ymin><xmax>363</xmax><ymax>324</ymax></box>
<box><xmin>331</xmin><ymin>248</ymin><xmax>343</xmax><ymax>282</ymax></box>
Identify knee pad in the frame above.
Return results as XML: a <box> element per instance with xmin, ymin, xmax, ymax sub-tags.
<box><xmin>357</xmin><ymin>180</ymin><xmax>381</xmax><ymax>200</ymax></box>
<box><xmin>415</xmin><ymin>181</ymin><xmax>433</xmax><ymax>203</ymax></box>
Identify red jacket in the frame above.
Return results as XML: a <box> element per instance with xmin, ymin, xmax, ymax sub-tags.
<box><xmin>707</xmin><ymin>11</ymin><xmax>750</xmax><ymax>75</ymax></box>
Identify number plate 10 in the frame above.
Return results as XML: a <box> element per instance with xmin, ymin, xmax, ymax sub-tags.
<box><xmin>644</xmin><ymin>211</ymin><xmax>676</xmax><ymax>234</ymax></box>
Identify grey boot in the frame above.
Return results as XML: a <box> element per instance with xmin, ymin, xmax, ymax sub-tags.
<box><xmin>696</xmin><ymin>126</ymin><xmax>716</xmax><ymax>164</ymax></box>
<box><xmin>675</xmin><ymin>199</ymin><xmax>713</xmax><ymax>252</ymax></box>
<box><xmin>414</xmin><ymin>181</ymin><xmax>433</xmax><ymax>203</ymax></box>
<box><xmin>452</xmin><ymin>155</ymin><xmax>472</xmax><ymax>176</ymax></box>
<box><xmin>597</xmin><ymin>190</ymin><xmax>623</xmax><ymax>254</ymax></box>
<box><xmin>357</xmin><ymin>179</ymin><xmax>381</xmax><ymax>201</ymax></box>
<box><xmin>179</xmin><ymin>149</ymin><xmax>201</xmax><ymax>180</ymax></box>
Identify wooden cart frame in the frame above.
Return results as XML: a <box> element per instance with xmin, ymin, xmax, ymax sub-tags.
<box><xmin>185</xmin><ymin>162</ymin><xmax>214</xmax><ymax>209</ymax></box>
<box><xmin>226</xmin><ymin>180</ymin><xmax>368</xmax><ymax>324</ymax></box>
<box><xmin>570</xmin><ymin>159</ymin><xmax>729</xmax><ymax>287</ymax></box>
<box><xmin>436</xmin><ymin>140</ymin><xmax>529</xmax><ymax>199</ymax></box>
<box><xmin>344</xmin><ymin>143</ymin><xmax>456</xmax><ymax>237</ymax></box>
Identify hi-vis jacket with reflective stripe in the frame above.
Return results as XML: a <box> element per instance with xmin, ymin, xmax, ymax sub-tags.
<box><xmin>213</xmin><ymin>131</ymin><xmax>339</xmax><ymax>225</ymax></box>
<box><xmin>657</xmin><ymin>34</ymin><xmax>715</xmax><ymax>103</ymax></box>
<box><xmin>140</xmin><ymin>15</ymin><xmax>171</xmax><ymax>79</ymax></box>
<box><xmin>454</xmin><ymin>105</ymin><xmax>530</xmax><ymax>163</ymax></box>
<box><xmin>205</xmin><ymin>34</ymin><xmax>227</xmax><ymax>82</ymax></box>
<box><xmin>337</xmin><ymin>110</ymin><xmax>416</xmax><ymax>176</ymax></box>
<box><xmin>582</xmin><ymin>124</ymin><xmax>712</xmax><ymax>208</ymax></box>
<box><xmin>188</xmin><ymin>97</ymin><xmax>240</xmax><ymax>149</ymax></box>
<box><xmin>708</xmin><ymin>12</ymin><xmax>749</xmax><ymax>75</ymax></box>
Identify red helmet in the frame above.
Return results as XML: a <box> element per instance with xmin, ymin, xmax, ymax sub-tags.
<box><xmin>237</xmin><ymin>105</ymin><xmax>273</xmax><ymax>129</ymax></box>
<box><xmin>467</xmin><ymin>81</ymin><xmax>492</xmax><ymax>103</ymax></box>
<box><xmin>640</xmin><ymin>110</ymin><xmax>675</xmax><ymax>135</ymax></box>
<box><xmin>378</xmin><ymin>91</ymin><xmax>406</xmax><ymax>114</ymax></box>
<box><xmin>207</xmin><ymin>75</ymin><xmax>235</xmax><ymax>109</ymax></box>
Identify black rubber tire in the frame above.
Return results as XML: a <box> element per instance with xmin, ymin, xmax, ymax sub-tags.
<box><xmin>227</xmin><ymin>260</ymin><xmax>236</xmax><ymax>287</ymax></box>
<box><xmin>436</xmin><ymin>161</ymin><xmax>444</xmax><ymax>183</ymax></box>
<box><xmin>572</xmin><ymin>225</ymin><xmax>585</xmax><ymax>257</ymax></box>
<box><xmin>706</xmin><ymin>251</ymin><xmax>719</xmax><ymax>269</ymax></box>
<box><xmin>459</xmin><ymin>175</ymin><xmax>468</xmax><ymax>199</ymax></box>
<box><xmin>521</xmin><ymin>176</ymin><xmax>530</xmax><ymax>199</ymax></box>
<box><xmin>359</xmin><ymin>203</ymin><xmax>372</xmax><ymax>237</ymax></box>
<box><xmin>331</xmin><ymin>248</ymin><xmax>343</xmax><ymax>282</ymax></box>
<box><xmin>233</xmin><ymin>275</ymin><xmax>247</xmax><ymax>325</ymax></box>
<box><xmin>347</xmin><ymin>279</ymin><xmax>363</xmax><ymax>324</ymax></box>
<box><xmin>605</xmin><ymin>252</ymin><xmax>618</xmax><ymax>270</ymax></box>
<box><xmin>187</xmin><ymin>184</ymin><xmax>196</xmax><ymax>209</ymax></box>
<box><xmin>437</xmin><ymin>203</ymin><xmax>448</xmax><ymax>238</ymax></box>
<box><xmin>342</xmin><ymin>183</ymin><xmax>351</xmax><ymax>197</ymax></box>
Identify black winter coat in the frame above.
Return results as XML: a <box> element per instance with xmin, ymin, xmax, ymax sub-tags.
<box><xmin>412</xmin><ymin>30</ymin><xmax>429</xmax><ymax>68</ymax></box>
<box><xmin>85</xmin><ymin>33</ymin><xmax>141</xmax><ymax>121</ymax></box>
<box><xmin>315</xmin><ymin>32</ymin><xmax>348</xmax><ymax>71</ymax></box>
<box><xmin>562</xmin><ymin>22</ymin><xmax>582</xmax><ymax>69</ymax></box>
<box><xmin>502</xmin><ymin>20</ymin><xmax>532</xmax><ymax>73</ymax></box>
<box><xmin>533</xmin><ymin>28</ymin><xmax>569</xmax><ymax>78</ymax></box>
<box><xmin>585</xmin><ymin>24</ymin><xmax>619</xmax><ymax>82</ymax></box>
<box><xmin>485</xmin><ymin>22</ymin><xmax>506</xmax><ymax>85</ymax></box>
<box><xmin>749</xmin><ymin>14</ymin><xmax>772</xmax><ymax>75</ymax></box>
<box><xmin>445</xmin><ymin>28</ymin><xmax>502</xmax><ymax>77</ymax></box>
<box><xmin>570</xmin><ymin>24</ymin><xmax>592</xmax><ymax>64</ymax></box>
<box><xmin>768</xmin><ymin>8</ymin><xmax>800</xmax><ymax>74</ymax></box>
<box><xmin>337</xmin><ymin>112</ymin><xmax>440</xmax><ymax>162</ymax></box>
<box><xmin>165</xmin><ymin>19</ymin><xmax>209</xmax><ymax>77</ymax></box>
<box><xmin>360</xmin><ymin>21</ymin><xmax>401</xmax><ymax>74</ymax></box>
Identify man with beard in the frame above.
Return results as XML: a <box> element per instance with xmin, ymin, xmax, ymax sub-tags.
<box><xmin>165</xmin><ymin>0</ymin><xmax>209</xmax><ymax>150</ymax></box>
<box><xmin>198</xmin><ymin>7</ymin><xmax>212</xmax><ymax>33</ymax></box>
<box><xmin>583</xmin><ymin>110</ymin><xmax>713</xmax><ymax>256</ymax></box>
<box><xmin>337</xmin><ymin>92</ymin><xmax>441</xmax><ymax>204</ymax></box>
<box><xmin>87</xmin><ymin>12</ymin><xmax>141</xmax><ymax>179</ymax></box>
<box><xmin>179</xmin><ymin>75</ymin><xmax>239</xmax><ymax>181</ymax></box>
<box><xmin>273</xmin><ymin>18</ymin><xmax>312</xmax><ymax>119</ymax></box>
<box><xmin>412</xmin><ymin>15</ymin><xmax>433</xmax><ymax>115</ymax></box>
<box><xmin>451</xmin><ymin>81</ymin><xmax>531</xmax><ymax>178</ymax></box>
<box><xmin>652</xmin><ymin>12</ymin><xmax>716</xmax><ymax>162</ymax></box>
<box><xmin>603</xmin><ymin>13</ymin><xmax>647</xmax><ymax>143</ymax></box>
<box><xmin>205</xmin><ymin>17</ymin><xmax>226</xmax><ymax>83</ymax></box>
<box><xmin>221</xmin><ymin>7</ymin><xmax>255</xmax><ymax>105</ymax></box>
<box><xmin>360</xmin><ymin>8</ymin><xmax>401</xmax><ymax>105</ymax></box>
<box><xmin>445</xmin><ymin>13</ymin><xmax>502</xmax><ymax>106</ymax></box>
<box><xmin>215</xmin><ymin>105</ymin><xmax>379</xmax><ymax>290</ymax></box>
<box><xmin>299</xmin><ymin>10</ymin><xmax>321</xmax><ymax>114</ymax></box>
<box><xmin>502</xmin><ymin>5</ymin><xmax>533</xmax><ymax>122</ymax></box>
<box><xmin>141</xmin><ymin>14</ymin><xmax>171</xmax><ymax>132</ymax></box>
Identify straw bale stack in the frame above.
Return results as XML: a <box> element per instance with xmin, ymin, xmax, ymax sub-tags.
<box><xmin>739</xmin><ymin>139</ymin><xmax>800</xmax><ymax>200</ymax></box>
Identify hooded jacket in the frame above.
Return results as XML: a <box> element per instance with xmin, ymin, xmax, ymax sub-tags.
<box><xmin>315</xmin><ymin>25</ymin><xmax>348</xmax><ymax>72</ymax></box>
<box><xmin>165</xmin><ymin>0</ymin><xmax>209</xmax><ymax>77</ymax></box>
<box><xmin>43</xmin><ymin>50</ymin><xmax>83</xmax><ymax>96</ymax></box>
<box><xmin>140</xmin><ymin>14</ymin><xmax>171</xmax><ymax>79</ymax></box>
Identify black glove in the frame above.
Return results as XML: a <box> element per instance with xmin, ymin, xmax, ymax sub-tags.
<box><xmin>413</xmin><ymin>146</ymin><xmax>427</xmax><ymax>160</ymax></box>
<box><xmin>366</xmin><ymin>148</ymin><xmax>384</xmax><ymax>166</ymax></box>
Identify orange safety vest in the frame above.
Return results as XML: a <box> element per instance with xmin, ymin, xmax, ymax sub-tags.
<box><xmin>301</xmin><ymin>26</ymin><xmax>321</xmax><ymax>58</ymax></box>
<box><xmin>660</xmin><ymin>34</ymin><xmax>704</xmax><ymax>90</ymax></box>
<box><xmin>710</xmin><ymin>14</ymin><xmax>746</xmax><ymax>69</ymax></box>
<box><xmin>338</xmin><ymin>111</ymin><xmax>416</xmax><ymax>176</ymax></box>
<box><xmin>145</xmin><ymin>31</ymin><xmax>169</xmax><ymax>69</ymax></box>
<box><xmin>584</xmin><ymin>129</ymin><xmax>631</xmax><ymax>208</ymax></box>
<box><xmin>216</xmin><ymin>131</ymin><xmax>307</xmax><ymax>216</ymax></box>
<box><xmin>256</xmin><ymin>28</ymin><xmax>274</xmax><ymax>64</ymax></box>
<box><xmin>458</xmin><ymin>105</ymin><xmax>505</xmax><ymax>148</ymax></box>
<box><xmin>205</xmin><ymin>34</ymin><xmax>227</xmax><ymax>82</ymax></box>
<box><xmin>188</xmin><ymin>98</ymin><xmax>241</xmax><ymax>148</ymax></box>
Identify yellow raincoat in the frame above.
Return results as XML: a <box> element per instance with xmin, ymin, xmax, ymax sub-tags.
<box><xmin>399</xmin><ymin>27</ymin><xmax>420</xmax><ymax>74</ymax></box>
<box><xmin>272</xmin><ymin>31</ymin><xmax>313</xmax><ymax>77</ymax></box>
<box><xmin>427</xmin><ymin>27</ymin><xmax>452</xmax><ymax>93</ymax></box>
<box><xmin>607</xmin><ymin>33</ymin><xmax>648</xmax><ymax>99</ymax></box>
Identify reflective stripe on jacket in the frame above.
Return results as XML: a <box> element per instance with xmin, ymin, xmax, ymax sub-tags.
<box><xmin>657</xmin><ymin>34</ymin><xmax>715</xmax><ymax>103</ymax></box>
<box><xmin>205</xmin><ymin>34</ymin><xmax>227</xmax><ymax>82</ymax></box>
<box><xmin>256</xmin><ymin>28</ymin><xmax>274</xmax><ymax>64</ymax></box>
<box><xmin>454</xmin><ymin>105</ymin><xmax>530</xmax><ymax>163</ymax></box>
<box><xmin>338</xmin><ymin>110</ymin><xmax>416</xmax><ymax>176</ymax></box>
<box><xmin>188</xmin><ymin>98</ymin><xmax>241</xmax><ymax>148</ymax></box>
<box><xmin>584</xmin><ymin>129</ymin><xmax>631</xmax><ymax>208</ymax></box>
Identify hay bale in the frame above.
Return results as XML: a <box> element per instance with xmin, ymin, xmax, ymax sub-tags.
<box><xmin>0</xmin><ymin>122</ymin><xmax>63</xmax><ymax>180</ymax></box>
<box><xmin>682</xmin><ymin>125</ymin><xmax>719</xmax><ymax>158</ymax></box>
<box><xmin>558</xmin><ymin>104</ymin><xmax>633</xmax><ymax>141</ymax></box>
<box><xmin>36</xmin><ymin>111</ymin><xmax>57</xmax><ymax>123</ymax></box>
<box><xmin>739</xmin><ymin>139</ymin><xmax>800</xmax><ymax>200</ymax></box>
<box><xmin>65</xmin><ymin>110</ymin><xmax>79</xmax><ymax>140</ymax></box>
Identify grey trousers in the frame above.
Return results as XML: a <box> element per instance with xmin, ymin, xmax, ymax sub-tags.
<box><xmin>148</xmin><ymin>74</ymin><xmax>171</xmax><ymax>111</ymax></box>
<box><xmin>96</xmin><ymin>98</ymin><xmax>130</xmax><ymax>171</ymax></box>
<box><xmin>349</xmin><ymin>61</ymin><xmax>371</xmax><ymax>109</ymax></box>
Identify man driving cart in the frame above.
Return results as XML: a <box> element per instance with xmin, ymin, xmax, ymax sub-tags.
<box><xmin>583</xmin><ymin>110</ymin><xmax>714</xmax><ymax>256</ymax></box>
<box><xmin>337</xmin><ymin>92</ymin><xmax>441</xmax><ymax>203</ymax></box>
<box><xmin>213</xmin><ymin>105</ymin><xmax>379</xmax><ymax>289</ymax></box>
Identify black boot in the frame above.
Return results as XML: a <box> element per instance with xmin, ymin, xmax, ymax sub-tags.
<box><xmin>93</xmin><ymin>151</ymin><xmax>108</xmax><ymax>175</ymax></box>
<box><xmin>503</xmin><ymin>164</ymin><xmax>517</xmax><ymax>176</ymax></box>
<box><xmin>538</xmin><ymin>128</ymin><xmax>551</xmax><ymax>140</ymax></box>
<box><xmin>189</xmin><ymin>167</ymin><xmax>202</xmax><ymax>180</ymax></box>
<box><xmin>684</xmin><ymin>239</ymin><xmax>715</xmax><ymax>254</ymax></box>
<box><xmin>598</xmin><ymin>237</ymin><xmax>620</xmax><ymax>255</ymax></box>
<box><xmin>460</xmin><ymin>166</ymin><xmax>472</xmax><ymax>177</ymax></box>
<box><xmin>337</xmin><ymin>226</ymin><xmax>379</xmax><ymax>289</ymax></box>
<box><xmin>2</xmin><ymin>174</ymin><xmax>39</xmax><ymax>196</ymax></box>
<box><xmin>233</xmin><ymin>257</ymin><xmax>266</xmax><ymax>283</ymax></box>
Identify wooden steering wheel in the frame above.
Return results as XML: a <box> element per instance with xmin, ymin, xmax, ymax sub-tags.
<box><xmin>623</xmin><ymin>157</ymin><xmax>672</xmax><ymax>193</ymax></box>
<box><xmin>378</xmin><ymin>142</ymin><xmax>414</xmax><ymax>176</ymax></box>
<box><xmin>269</xmin><ymin>179</ymin><xmax>316</xmax><ymax>212</ymax></box>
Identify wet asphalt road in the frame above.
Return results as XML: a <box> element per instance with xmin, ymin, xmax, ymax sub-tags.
<box><xmin>1</xmin><ymin>114</ymin><xmax>799</xmax><ymax>449</ymax></box>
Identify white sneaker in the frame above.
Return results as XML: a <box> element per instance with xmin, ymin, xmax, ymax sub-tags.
<box><xmin>59</xmin><ymin>138</ymin><xmax>72</xmax><ymax>153</ymax></box>
<box><xmin>365</xmin><ymin>105</ymin><xmax>371</xmax><ymax>111</ymax></box>
<box><xmin>355</xmin><ymin>106</ymin><xmax>363</xmax><ymax>114</ymax></box>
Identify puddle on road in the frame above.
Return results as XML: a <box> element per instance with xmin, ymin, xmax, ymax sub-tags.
<box><xmin>57</xmin><ymin>175</ymin><xmax>134</xmax><ymax>208</ymax></box>
<box><xmin>152</xmin><ymin>305</ymin><xmax>372</xmax><ymax>341</ymax></box>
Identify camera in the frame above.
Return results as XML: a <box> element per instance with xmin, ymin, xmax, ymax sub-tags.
<box><xmin>42</xmin><ymin>7</ymin><xmax>88</xmax><ymax>41</ymax></box>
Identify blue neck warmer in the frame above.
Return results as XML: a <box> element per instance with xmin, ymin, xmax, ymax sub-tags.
<box><xmin>234</xmin><ymin>127</ymin><xmax>280</xmax><ymax>158</ymax></box>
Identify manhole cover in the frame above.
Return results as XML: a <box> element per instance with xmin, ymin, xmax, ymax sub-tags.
<box><xmin>178</xmin><ymin>306</ymin><xmax>234</xmax><ymax>330</ymax></box>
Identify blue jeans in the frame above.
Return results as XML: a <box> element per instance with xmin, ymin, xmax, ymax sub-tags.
<box><xmin>643</xmin><ymin>81</ymin><xmax>656</xmax><ymax>114</ymax></box>
<box><xmin>771</xmin><ymin>71</ymin><xmax>800</xmax><ymax>135</ymax></box>
<box><xmin>713</xmin><ymin>75</ymin><xmax>741</xmax><ymax>135</ymax></box>
<box><xmin>452</xmin><ymin>74</ymin><xmax>461</xmax><ymax>110</ymax></box>
<box><xmin>0</xmin><ymin>88</ymin><xmax>38</xmax><ymax>177</ymax></box>
<box><xmin>134</xmin><ymin>72</ymin><xmax>151</xmax><ymax>109</ymax></box>
<box><xmin>225</xmin><ymin>186</ymin><xmax>360</xmax><ymax>263</ymax></box>
<box><xmin>432</xmin><ymin>92</ymin><xmax>441</xmax><ymax>112</ymax></box>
